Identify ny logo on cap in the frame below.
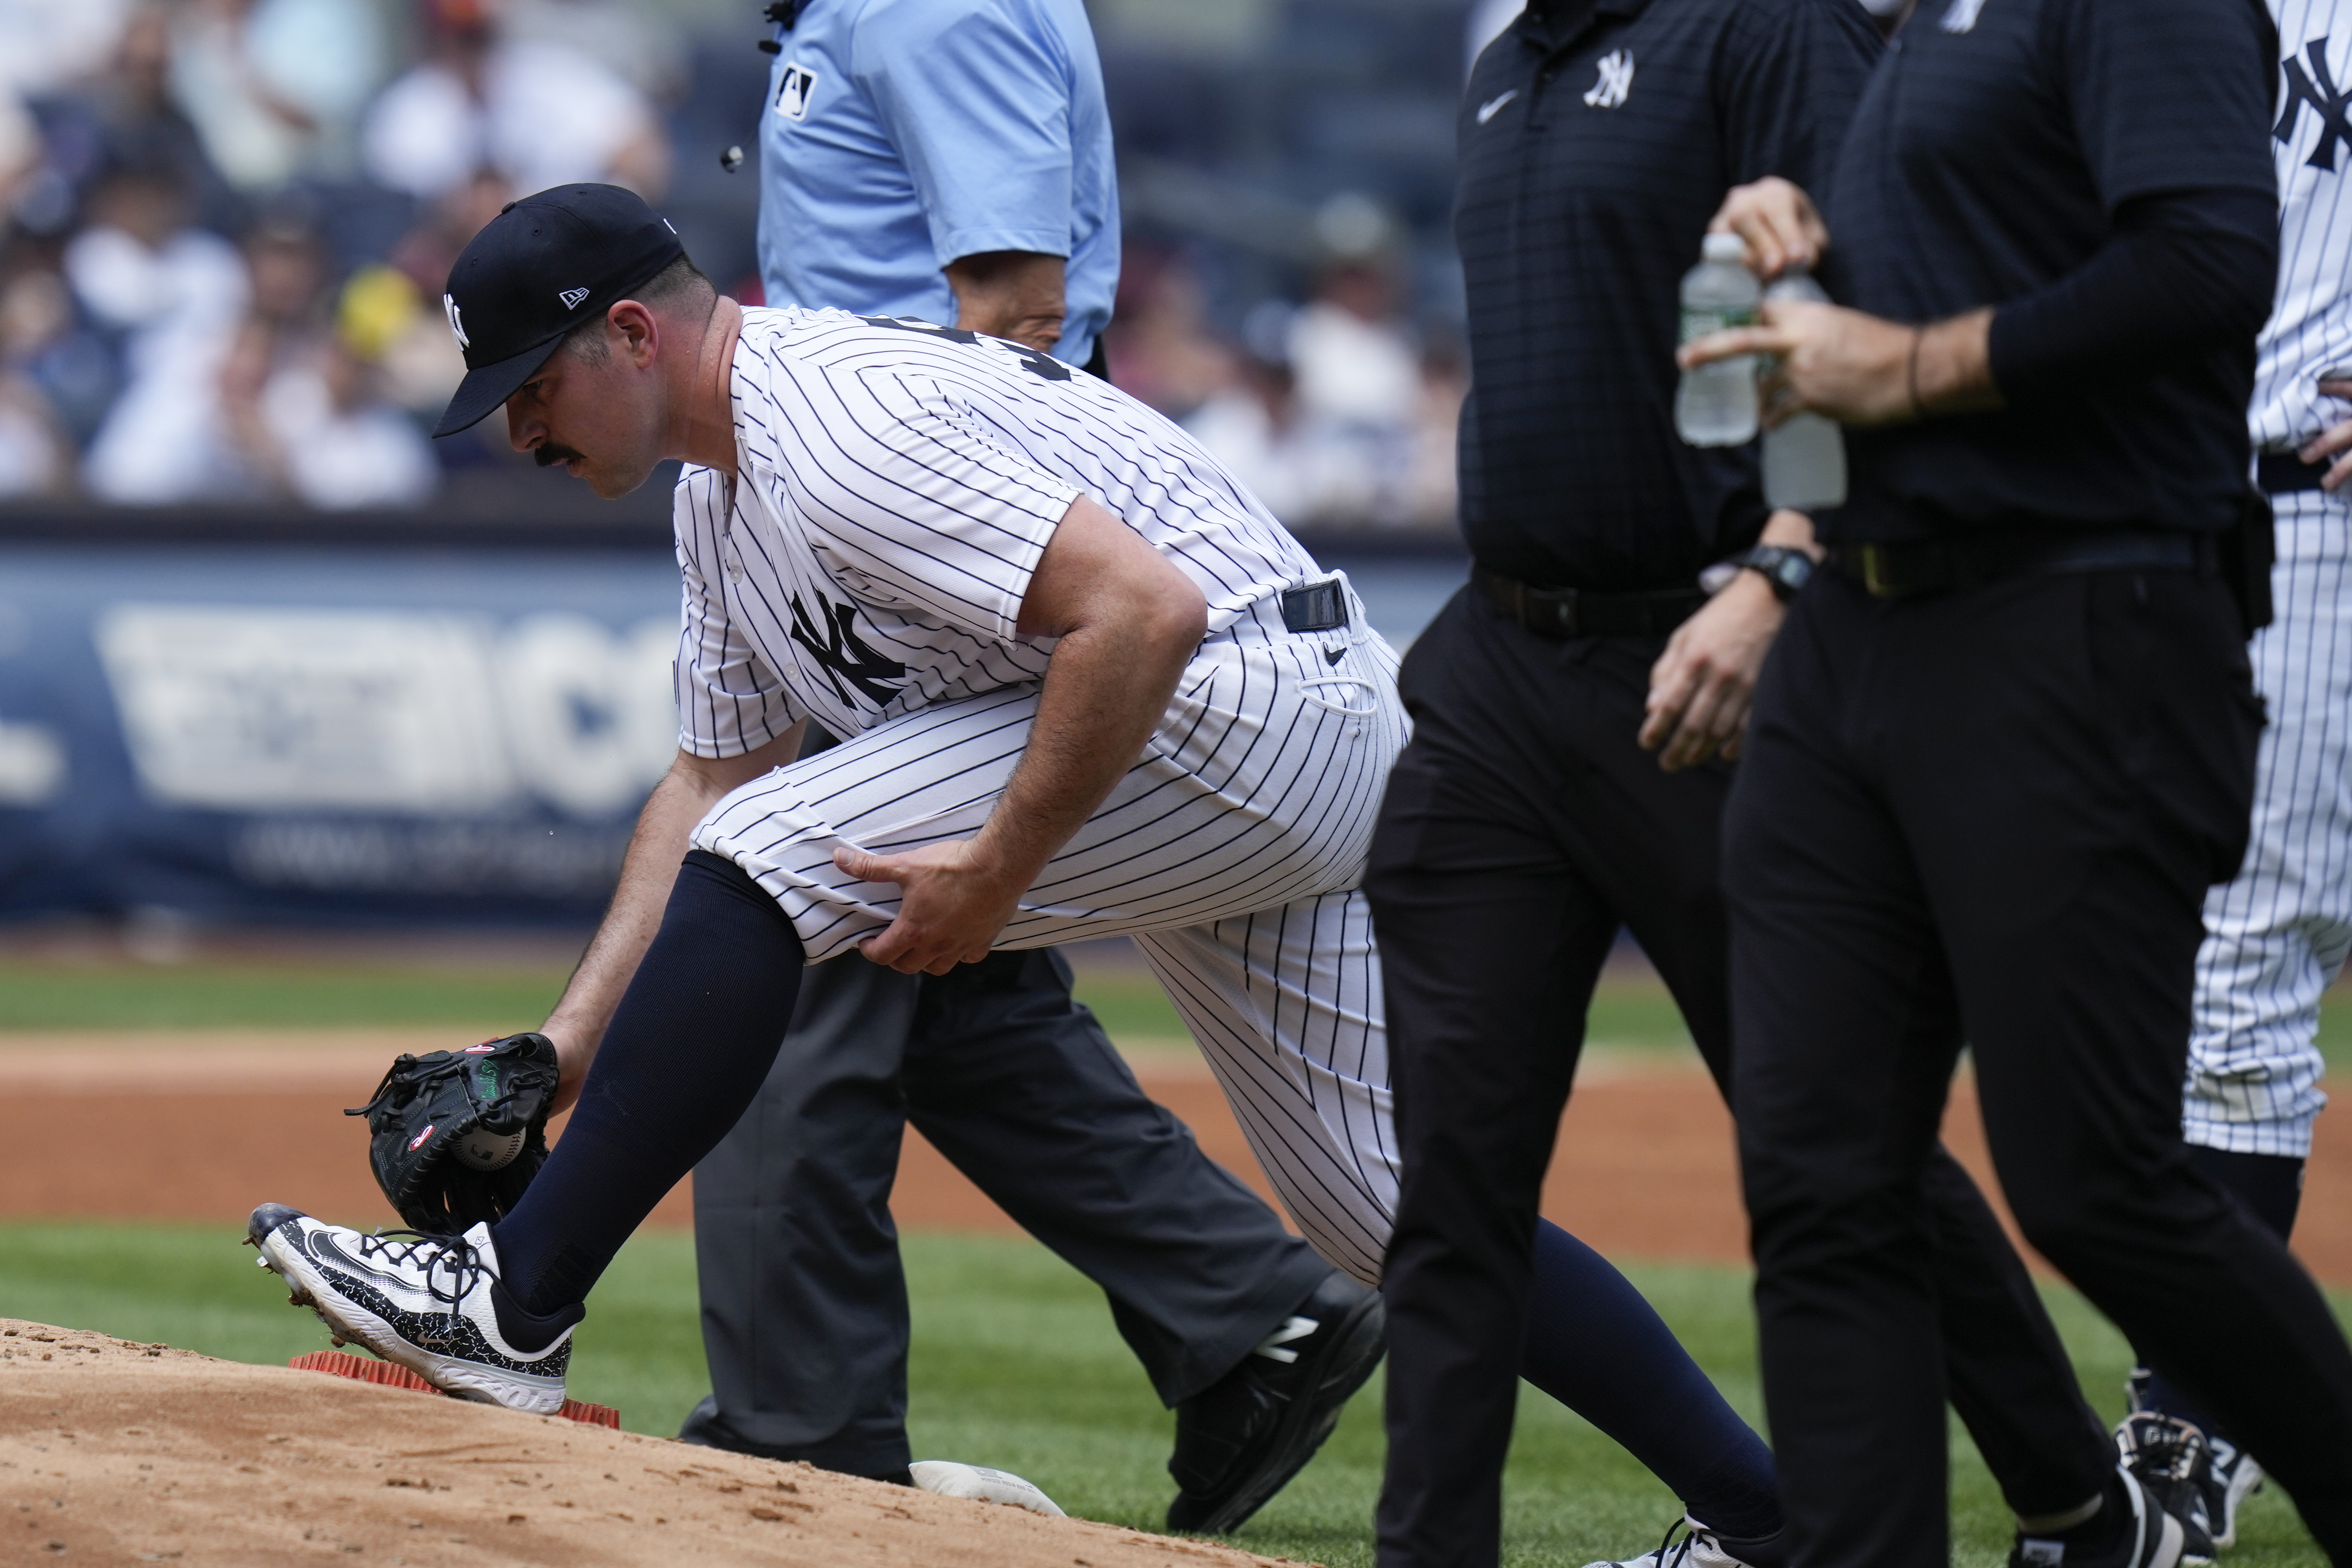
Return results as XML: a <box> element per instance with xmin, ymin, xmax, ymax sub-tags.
<box><xmin>559</xmin><ymin>287</ymin><xmax>591</xmax><ymax>310</ymax></box>
<box><xmin>442</xmin><ymin>293</ymin><xmax>469</xmax><ymax>350</ymax></box>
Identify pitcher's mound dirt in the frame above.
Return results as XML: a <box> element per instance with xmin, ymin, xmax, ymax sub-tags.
<box><xmin>0</xmin><ymin>1321</ymin><xmax>1293</xmax><ymax>1568</ymax></box>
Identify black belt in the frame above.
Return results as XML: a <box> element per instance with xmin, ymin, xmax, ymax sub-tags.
<box><xmin>1824</xmin><ymin>530</ymin><xmax>2215</xmax><ymax>600</ymax></box>
<box><xmin>2258</xmin><ymin>451</ymin><xmax>2330</xmax><ymax>494</ymax></box>
<box><xmin>1471</xmin><ymin>564</ymin><xmax>1709</xmax><ymax>639</ymax></box>
<box><xmin>1280</xmin><ymin>578</ymin><xmax>1350</xmax><ymax>633</ymax></box>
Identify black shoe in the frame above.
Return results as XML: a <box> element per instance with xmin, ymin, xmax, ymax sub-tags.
<box><xmin>2010</xmin><ymin>1469</ymin><xmax>2188</xmax><ymax>1568</ymax></box>
<box><xmin>2125</xmin><ymin>1368</ymin><xmax>2265</xmax><ymax>1552</ymax></box>
<box><xmin>1165</xmin><ymin>1272</ymin><xmax>1385</xmax><ymax>1535</ymax></box>
<box><xmin>2115</xmin><ymin>1414</ymin><xmax>2219</xmax><ymax>1563</ymax></box>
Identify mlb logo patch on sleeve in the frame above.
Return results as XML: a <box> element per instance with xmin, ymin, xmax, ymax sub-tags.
<box><xmin>775</xmin><ymin>63</ymin><xmax>818</xmax><ymax>120</ymax></box>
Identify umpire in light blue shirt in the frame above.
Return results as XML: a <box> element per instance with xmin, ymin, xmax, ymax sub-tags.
<box><xmin>756</xmin><ymin>0</ymin><xmax>1119</xmax><ymax>370</ymax></box>
<box><xmin>676</xmin><ymin>0</ymin><xmax>1379</xmax><ymax>1538</ymax></box>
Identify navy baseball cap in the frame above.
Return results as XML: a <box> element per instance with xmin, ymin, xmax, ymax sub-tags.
<box><xmin>433</xmin><ymin>184</ymin><xmax>687</xmax><ymax>437</ymax></box>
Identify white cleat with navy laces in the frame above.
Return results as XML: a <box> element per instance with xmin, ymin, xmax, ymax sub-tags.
<box><xmin>247</xmin><ymin>1203</ymin><xmax>579</xmax><ymax>1415</ymax></box>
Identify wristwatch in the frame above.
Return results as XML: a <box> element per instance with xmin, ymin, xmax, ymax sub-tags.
<box><xmin>1723</xmin><ymin>544</ymin><xmax>1815</xmax><ymax>603</ymax></box>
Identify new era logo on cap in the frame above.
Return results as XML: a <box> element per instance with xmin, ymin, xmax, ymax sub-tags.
<box><xmin>432</xmin><ymin>184</ymin><xmax>688</xmax><ymax>437</ymax></box>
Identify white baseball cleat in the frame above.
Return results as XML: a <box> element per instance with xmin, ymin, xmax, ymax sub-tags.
<box><xmin>1586</xmin><ymin>1516</ymin><xmax>1773</xmax><ymax>1568</ymax></box>
<box><xmin>246</xmin><ymin>1202</ymin><xmax>578</xmax><ymax>1415</ymax></box>
<box><xmin>909</xmin><ymin>1460</ymin><xmax>1066</xmax><ymax>1517</ymax></box>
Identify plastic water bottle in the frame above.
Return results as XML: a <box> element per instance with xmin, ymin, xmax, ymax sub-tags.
<box><xmin>1674</xmin><ymin>233</ymin><xmax>1759</xmax><ymax>448</ymax></box>
<box><xmin>1760</xmin><ymin>265</ymin><xmax>1847</xmax><ymax>511</ymax></box>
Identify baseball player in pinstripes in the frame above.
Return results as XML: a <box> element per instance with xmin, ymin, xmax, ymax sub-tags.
<box><xmin>2117</xmin><ymin>0</ymin><xmax>2352</xmax><ymax>1547</ymax></box>
<box><xmin>246</xmin><ymin>182</ymin><xmax>1417</xmax><ymax>1418</ymax></box>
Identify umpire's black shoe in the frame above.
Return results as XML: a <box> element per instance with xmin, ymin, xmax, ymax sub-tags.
<box><xmin>1165</xmin><ymin>1272</ymin><xmax>1385</xmax><ymax>1536</ymax></box>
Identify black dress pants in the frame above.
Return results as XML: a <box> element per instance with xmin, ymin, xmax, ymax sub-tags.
<box><xmin>680</xmin><ymin>946</ymin><xmax>1331</xmax><ymax>1477</ymax></box>
<box><xmin>1368</xmin><ymin>586</ymin><xmax>2115</xmax><ymax>1564</ymax></box>
<box><xmin>1724</xmin><ymin>565</ymin><xmax>2352</xmax><ymax>1567</ymax></box>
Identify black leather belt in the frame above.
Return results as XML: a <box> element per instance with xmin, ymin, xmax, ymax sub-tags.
<box><xmin>1825</xmin><ymin>530</ymin><xmax>2215</xmax><ymax>600</ymax></box>
<box><xmin>1472</xmin><ymin>564</ymin><xmax>1709</xmax><ymax>639</ymax></box>
<box><xmin>1280</xmin><ymin>578</ymin><xmax>1350</xmax><ymax>632</ymax></box>
<box><xmin>2258</xmin><ymin>451</ymin><xmax>2331</xmax><ymax>494</ymax></box>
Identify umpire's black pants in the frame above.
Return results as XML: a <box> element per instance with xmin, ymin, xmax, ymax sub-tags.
<box><xmin>1367</xmin><ymin>586</ymin><xmax>2116</xmax><ymax>1566</ymax></box>
<box><xmin>1725</xmin><ymin>564</ymin><xmax>2352</xmax><ymax>1567</ymax></box>
<box><xmin>679</xmin><ymin>945</ymin><xmax>1331</xmax><ymax>1478</ymax></box>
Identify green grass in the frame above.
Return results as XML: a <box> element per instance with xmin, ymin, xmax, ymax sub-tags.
<box><xmin>7</xmin><ymin>950</ymin><xmax>2350</xmax><ymax>1081</ymax></box>
<box><xmin>0</xmin><ymin>957</ymin><xmax>574</xmax><ymax>1033</ymax></box>
<box><xmin>0</xmin><ymin>1221</ymin><xmax>2331</xmax><ymax>1567</ymax></box>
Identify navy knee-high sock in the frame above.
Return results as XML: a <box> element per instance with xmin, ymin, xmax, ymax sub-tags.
<box><xmin>1523</xmin><ymin>1219</ymin><xmax>1783</xmax><ymax>1549</ymax></box>
<box><xmin>494</xmin><ymin>851</ymin><xmax>806</xmax><ymax>1316</ymax></box>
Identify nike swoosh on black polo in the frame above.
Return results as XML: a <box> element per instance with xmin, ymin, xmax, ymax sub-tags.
<box><xmin>1477</xmin><ymin>89</ymin><xmax>1518</xmax><ymax>125</ymax></box>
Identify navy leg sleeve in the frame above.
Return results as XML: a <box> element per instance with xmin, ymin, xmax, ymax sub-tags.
<box><xmin>496</xmin><ymin>851</ymin><xmax>806</xmax><ymax>1315</ymax></box>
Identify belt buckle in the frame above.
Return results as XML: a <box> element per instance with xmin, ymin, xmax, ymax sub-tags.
<box><xmin>1860</xmin><ymin>543</ymin><xmax>1897</xmax><ymax>600</ymax></box>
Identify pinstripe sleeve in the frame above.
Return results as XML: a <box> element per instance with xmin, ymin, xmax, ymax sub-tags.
<box><xmin>782</xmin><ymin>362</ymin><xmax>1081</xmax><ymax>645</ymax></box>
<box><xmin>673</xmin><ymin>465</ymin><xmax>805</xmax><ymax>758</ymax></box>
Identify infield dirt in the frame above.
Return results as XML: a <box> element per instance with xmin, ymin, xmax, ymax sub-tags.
<box><xmin>0</xmin><ymin>1031</ymin><xmax>2345</xmax><ymax>1283</ymax></box>
<box><xmin>0</xmin><ymin>1318</ymin><xmax>1293</xmax><ymax>1568</ymax></box>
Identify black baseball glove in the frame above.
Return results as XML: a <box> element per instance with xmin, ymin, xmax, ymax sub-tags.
<box><xmin>346</xmin><ymin>1032</ymin><xmax>561</xmax><ymax>1233</ymax></box>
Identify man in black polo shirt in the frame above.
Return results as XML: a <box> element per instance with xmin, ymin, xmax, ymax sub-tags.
<box><xmin>1366</xmin><ymin>0</ymin><xmax>2142</xmax><ymax>1565</ymax></box>
<box><xmin>1679</xmin><ymin>0</ymin><xmax>2352</xmax><ymax>1562</ymax></box>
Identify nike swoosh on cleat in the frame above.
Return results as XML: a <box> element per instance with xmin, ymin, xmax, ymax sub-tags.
<box><xmin>308</xmin><ymin>1231</ymin><xmax>410</xmax><ymax>1291</ymax></box>
<box><xmin>1477</xmin><ymin>89</ymin><xmax>1518</xmax><ymax>124</ymax></box>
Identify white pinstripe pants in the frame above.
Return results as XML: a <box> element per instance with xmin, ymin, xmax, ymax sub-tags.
<box><xmin>2187</xmin><ymin>489</ymin><xmax>2346</xmax><ymax>1157</ymax></box>
<box><xmin>691</xmin><ymin>617</ymin><xmax>1409</xmax><ymax>1281</ymax></box>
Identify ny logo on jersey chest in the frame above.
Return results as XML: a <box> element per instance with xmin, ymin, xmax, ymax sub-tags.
<box><xmin>789</xmin><ymin>591</ymin><xmax>906</xmax><ymax>707</ymax></box>
<box><xmin>2279</xmin><ymin>38</ymin><xmax>2352</xmax><ymax>172</ymax></box>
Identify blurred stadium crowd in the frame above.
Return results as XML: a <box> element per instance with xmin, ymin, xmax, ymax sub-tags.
<box><xmin>0</xmin><ymin>0</ymin><xmax>1469</xmax><ymax>532</ymax></box>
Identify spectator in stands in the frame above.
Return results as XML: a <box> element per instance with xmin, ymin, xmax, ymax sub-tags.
<box><xmin>361</xmin><ymin>0</ymin><xmax>669</xmax><ymax>204</ymax></box>
<box><xmin>222</xmin><ymin>263</ymin><xmax>436</xmax><ymax>508</ymax></box>
<box><xmin>168</xmin><ymin>0</ymin><xmax>390</xmax><ymax>192</ymax></box>
<box><xmin>1184</xmin><ymin>296</ymin><xmax>1461</xmax><ymax>535</ymax></box>
<box><xmin>500</xmin><ymin>0</ymin><xmax>682</xmax><ymax>104</ymax></box>
<box><xmin>72</xmin><ymin>163</ymin><xmax>251</xmax><ymax>501</ymax></box>
<box><xmin>1286</xmin><ymin>256</ymin><xmax>1421</xmax><ymax>432</ymax></box>
<box><xmin>1398</xmin><ymin>334</ymin><xmax>1466</xmax><ymax>533</ymax></box>
<box><xmin>0</xmin><ymin>0</ymin><xmax>136</xmax><ymax>101</ymax></box>
<box><xmin>0</xmin><ymin>251</ymin><xmax>78</xmax><ymax>494</ymax></box>
<box><xmin>1183</xmin><ymin>310</ymin><xmax>1377</xmax><ymax>528</ymax></box>
<box><xmin>1103</xmin><ymin>248</ymin><xmax>1235</xmax><ymax>420</ymax></box>
<box><xmin>379</xmin><ymin>169</ymin><xmax>506</xmax><ymax>454</ymax></box>
<box><xmin>0</xmin><ymin>240</ymin><xmax>110</xmax><ymax>459</ymax></box>
<box><xmin>21</xmin><ymin>5</ymin><xmax>243</xmax><ymax>239</ymax></box>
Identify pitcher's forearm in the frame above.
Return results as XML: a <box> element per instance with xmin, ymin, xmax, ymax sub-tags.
<box><xmin>972</xmin><ymin>616</ymin><xmax>1192</xmax><ymax>885</ymax></box>
<box><xmin>542</xmin><ymin>727</ymin><xmax>804</xmax><ymax>1101</ymax></box>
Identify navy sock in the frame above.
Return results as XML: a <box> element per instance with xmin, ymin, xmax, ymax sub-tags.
<box><xmin>2140</xmin><ymin>1147</ymin><xmax>2304</xmax><ymax>1434</ymax></box>
<box><xmin>1522</xmin><ymin>1219</ymin><xmax>1783</xmax><ymax>1551</ymax></box>
<box><xmin>493</xmin><ymin>851</ymin><xmax>805</xmax><ymax>1315</ymax></box>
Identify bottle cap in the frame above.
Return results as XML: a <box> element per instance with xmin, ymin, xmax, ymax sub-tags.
<box><xmin>1702</xmin><ymin>233</ymin><xmax>1748</xmax><ymax>265</ymax></box>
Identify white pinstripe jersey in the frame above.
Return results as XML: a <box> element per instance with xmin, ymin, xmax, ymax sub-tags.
<box><xmin>673</xmin><ymin>306</ymin><xmax>1326</xmax><ymax>758</ymax></box>
<box><xmin>2252</xmin><ymin>0</ymin><xmax>2352</xmax><ymax>451</ymax></box>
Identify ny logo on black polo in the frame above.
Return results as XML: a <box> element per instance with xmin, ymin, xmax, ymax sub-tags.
<box><xmin>788</xmin><ymin>591</ymin><xmax>907</xmax><ymax>707</ymax></box>
<box><xmin>2279</xmin><ymin>39</ymin><xmax>2352</xmax><ymax>171</ymax></box>
<box><xmin>1583</xmin><ymin>50</ymin><xmax>1633</xmax><ymax>109</ymax></box>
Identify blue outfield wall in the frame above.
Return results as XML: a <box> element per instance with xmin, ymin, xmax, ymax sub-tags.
<box><xmin>0</xmin><ymin>509</ymin><xmax>1465</xmax><ymax>927</ymax></box>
